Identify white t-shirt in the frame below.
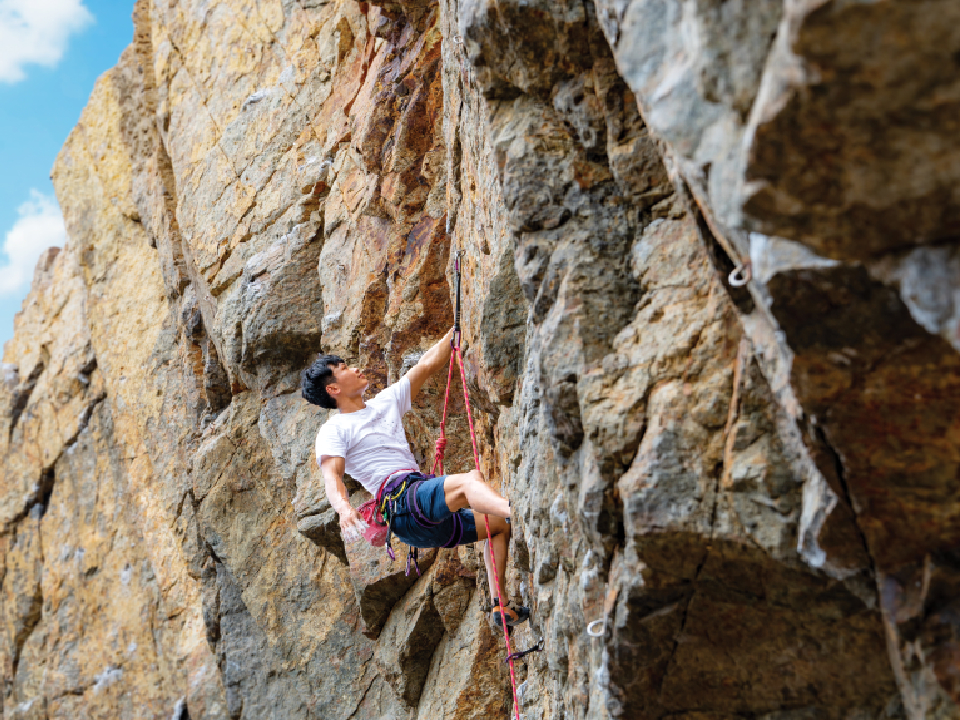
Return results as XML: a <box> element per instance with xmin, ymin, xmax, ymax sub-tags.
<box><xmin>315</xmin><ymin>376</ymin><xmax>420</xmax><ymax>495</ymax></box>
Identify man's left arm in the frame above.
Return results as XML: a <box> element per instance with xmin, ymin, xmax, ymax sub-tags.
<box><xmin>405</xmin><ymin>327</ymin><xmax>454</xmax><ymax>400</ymax></box>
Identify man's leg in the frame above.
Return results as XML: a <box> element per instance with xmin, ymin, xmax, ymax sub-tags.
<box><xmin>444</xmin><ymin>470</ymin><xmax>522</xmax><ymax>620</ymax></box>
<box><xmin>443</xmin><ymin>469</ymin><xmax>510</xmax><ymax>518</ymax></box>
<box><xmin>475</xmin><ymin>513</ymin><xmax>513</xmax><ymax>616</ymax></box>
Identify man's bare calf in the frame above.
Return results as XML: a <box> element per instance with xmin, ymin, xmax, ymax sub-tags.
<box><xmin>443</xmin><ymin>469</ymin><xmax>520</xmax><ymax>622</ymax></box>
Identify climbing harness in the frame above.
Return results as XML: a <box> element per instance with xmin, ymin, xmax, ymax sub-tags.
<box><xmin>360</xmin><ymin>471</ymin><xmax>425</xmax><ymax>576</ymax></box>
<box><xmin>361</xmin><ymin>464</ymin><xmax>475</xmax><ymax>577</ymax></box>
<box><xmin>432</xmin><ymin>250</ymin><xmax>523</xmax><ymax>720</ymax></box>
<box><xmin>359</xmin><ymin>469</ymin><xmax>417</xmax><ymax>570</ymax></box>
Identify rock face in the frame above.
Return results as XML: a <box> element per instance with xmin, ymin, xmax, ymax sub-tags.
<box><xmin>1</xmin><ymin>0</ymin><xmax>957</xmax><ymax>719</ymax></box>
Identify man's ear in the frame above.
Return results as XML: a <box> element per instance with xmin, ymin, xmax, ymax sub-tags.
<box><xmin>327</xmin><ymin>383</ymin><xmax>340</xmax><ymax>397</ymax></box>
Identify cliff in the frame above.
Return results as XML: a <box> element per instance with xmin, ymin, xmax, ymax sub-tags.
<box><xmin>2</xmin><ymin>0</ymin><xmax>958</xmax><ymax>718</ymax></box>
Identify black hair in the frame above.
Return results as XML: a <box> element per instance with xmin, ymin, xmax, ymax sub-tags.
<box><xmin>301</xmin><ymin>354</ymin><xmax>345</xmax><ymax>409</ymax></box>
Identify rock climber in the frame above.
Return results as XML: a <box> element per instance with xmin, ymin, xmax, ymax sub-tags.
<box><xmin>301</xmin><ymin>327</ymin><xmax>529</xmax><ymax>629</ymax></box>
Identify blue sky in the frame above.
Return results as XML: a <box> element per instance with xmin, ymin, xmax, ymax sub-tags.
<box><xmin>0</xmin><ymin>0</ymin><xmax>133</xmax><ymax>355</ymax></box>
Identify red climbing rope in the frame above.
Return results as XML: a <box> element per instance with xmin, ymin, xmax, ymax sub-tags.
<box><xmin>433</xmin><ymin>251</ymin><xmax>522</xmax><ymax>720</ymax></box>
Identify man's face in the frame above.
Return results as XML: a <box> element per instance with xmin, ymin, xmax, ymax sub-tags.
<box><xmin>329</xmin><ymin>363</ymin><xmax>368</xmax><ymax>399</ymax></box>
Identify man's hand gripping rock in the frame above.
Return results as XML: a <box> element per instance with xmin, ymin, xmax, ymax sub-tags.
<box><xmin>332</xmin><ymin>497</ymin><xmax>368</xmax><ymax>543</ymax></box>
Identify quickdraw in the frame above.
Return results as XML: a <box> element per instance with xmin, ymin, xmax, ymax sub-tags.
<box><xmin>506</xmin><ymin>637</ymin><xmax>545</xmax><ymax>664</ymax></box>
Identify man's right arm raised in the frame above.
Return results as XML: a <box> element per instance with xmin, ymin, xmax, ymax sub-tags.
<box><xmin>320</xmin><ymin>455</ymin><xmax>367</xmax><ymax>542</ymax></box>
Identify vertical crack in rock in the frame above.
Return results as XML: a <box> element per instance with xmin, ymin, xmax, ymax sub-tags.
<box><xmin>8</xmin><ymin>359</ymin><xmax>45</xmax><ymax>440</ymax></box>
<box><xmin>346</xmin><ymin>674</ymin><xmax>379</xmax><ymax>720</ymax></box>
<box><xmin>814</xmin><ymin>425</ymin><xmax>876</xmax><ymax>577</ymax></box>
<box><xmin>656</xmin><ymin>549</ymin><xmax>708</xmax><ymax>707</ymax></box>
<box><xmin>33</xmin><ymin>468</ymin><xmax>55</xmax><ymax>520</ymax></box>
<box><xmin>688</xmin><ymin>194</ymin><xmax>755</xmax><ymax>315</ymax></box>
<box><xmin>132</xmin><ymin>0</ymin><xmax>213</xmax><ymax>323</ymax></box>
<box><xmin>3</xmin><ymin>381</ymin><xmax>107</xmax><ymax>530</ymax></box>
<box><xmin>7</xmin><ymin>512</ymin><xmax>44</xmax><ymax>692</ymax></box>
<box><xmin>171</xmin><ymin>697</ymin><xmax>191</xmax><ymax>720</ymax></box>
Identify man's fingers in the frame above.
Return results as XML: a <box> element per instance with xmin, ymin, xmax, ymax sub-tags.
<box><xmin>342</xmin><ymin>518</ymin><xmax>369</xmax><ymax>543</ymax></box>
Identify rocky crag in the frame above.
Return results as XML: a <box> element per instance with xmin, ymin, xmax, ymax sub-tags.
<box><xmin>2</xmin><ymin>0</ymin><xmax>958</xmax><ymax>718</ymax></box>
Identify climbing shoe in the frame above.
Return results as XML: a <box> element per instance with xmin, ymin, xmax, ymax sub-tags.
<box><xmin>492</xmin><ymin>604</ymin><xmax>530</xmax><ymax>629</ymax></box>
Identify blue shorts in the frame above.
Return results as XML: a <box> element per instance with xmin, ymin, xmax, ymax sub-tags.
<box><xmin>389</xmin><ymin>473</ymin><xmax>479</xmax><ymax>549</ymax></box>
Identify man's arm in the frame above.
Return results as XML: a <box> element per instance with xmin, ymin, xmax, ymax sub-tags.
<box><xmin>320</xmin><ymin>455</ymin><xmax>366</xmax><ymax>541</ymax></box>
<box><xmin>406</xmin><ymin>327</ymin><xmax>455</xmax><ymax>399</ymax></box>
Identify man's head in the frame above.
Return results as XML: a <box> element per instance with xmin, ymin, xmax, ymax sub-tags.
<box><xmin>301</xmin><ymin>355</ymin><xmax>367</xmax><ymax>409</ymax></box>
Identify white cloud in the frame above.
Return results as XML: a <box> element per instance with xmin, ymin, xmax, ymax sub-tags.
<box><xmin>0</xmin><ymin>0</ymin><xmax>93</xmax><ymax>83</ymax></box>
<box><xmin>0</xmin><ymin>190</ymin><xmax>66</xmax><ymax>296</ymax></box>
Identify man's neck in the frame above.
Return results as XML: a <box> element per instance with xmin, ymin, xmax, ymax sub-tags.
<box><xmin>336</xmin><ymin>394</ymin><xmax>367</xmax><ymax>414</ymax></box>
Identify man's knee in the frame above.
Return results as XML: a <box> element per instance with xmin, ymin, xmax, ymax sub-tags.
<box><xmin>443</xmin><ymin>472</ymin><xmax>471</xmax><ymax>511</ymax></box>
<box><xmin>486</xmin><ymin>514</ymin><xmax>511</xmax><ymax>538</ymax></box>
<box><xmin>462</xmin><ymin>470</ymin><xmax>490</xmax><ymax>503</ymax></box>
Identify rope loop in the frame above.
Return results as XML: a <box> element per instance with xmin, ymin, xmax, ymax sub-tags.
<box><xmin>433</xmin><ymin>435</ymin><xmax>447</xmax><ymax>468</ymax></box>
